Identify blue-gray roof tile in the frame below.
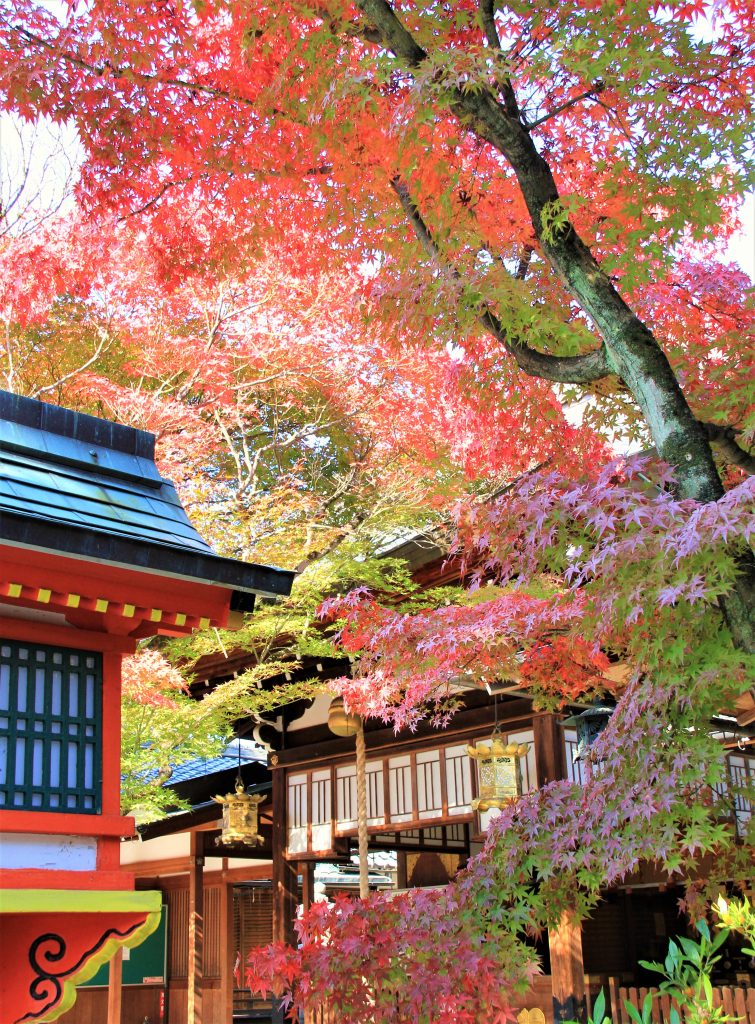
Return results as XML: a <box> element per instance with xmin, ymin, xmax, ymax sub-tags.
<box><xmin>0</xmin><ymin>391</ymin><xmax>295</xmax><ymax>598</ymax></box>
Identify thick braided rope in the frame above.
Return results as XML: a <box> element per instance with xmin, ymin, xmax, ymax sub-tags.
<box><xmin>355</xmin><ymin>717</ymin><xmax>370</xmax><ymax>899</ymax></box>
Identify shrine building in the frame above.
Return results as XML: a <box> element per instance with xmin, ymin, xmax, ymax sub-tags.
<box><xmin>0</xmin><ymin>390</ymin><xmax>294</xmax><ymax>1024</ymax></box>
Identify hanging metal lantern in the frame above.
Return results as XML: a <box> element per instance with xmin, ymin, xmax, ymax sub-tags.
<box><xmin>467</xmin><ymin>731</ymin><xmax>529</xmax><ymax>811</ymax></box>
<box><xmin>328</xmin><ymin>695</ymin><xmax>360</xmax><ymax>737</ymax></box>
<box><xmin>561</xmin><ymin>702</ymin><xmax>613</xmax><ymax>762</ymax></box>
<box><xmin>213</xmin><ymin>778</ymin><xmax>265</xmax><ymax>847</ymax></box>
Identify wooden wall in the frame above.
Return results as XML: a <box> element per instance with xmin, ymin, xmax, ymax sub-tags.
<box><xmin>58</xmin><ymin>986</ymin><xmax>164</xmax><ymax>1024</ymax></box>
<box><xmin>164</xmin><ymin>882</ymin><xmax>222</xmax><ymax>980</ymax></box>
<box><xmin>165</xmin><ymin>980</ymin><xmax>224</xmax><ymax>1024</ymax></box>
<box><xmin>60</xmin><ymin>877</ymin><xmax>275</xmax><ymax>1024</ymax></box>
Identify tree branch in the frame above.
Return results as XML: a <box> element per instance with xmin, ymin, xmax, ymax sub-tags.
<box><xmin>478</xmin><ymin>0</ymin><xmax>502</xmax><ymax>51</ymax></box>
<box><xmin>476</xmin><ymin>1</ymin><xmax>520</xmax><ymax>116</ymax></box>
<box><xmin>355</xmin><ymin>0</ymin><xmax>427</xmax><ymax>65</ymax></box>
<box><xmin>514</xmin><ymin>246</ymin><xmax>534</xmax><ymax>281</ymax></box>
<box><xmin>117</xmin><ymin>175</ymin><xmax>199</xmax><ymax>221</ymax></box>
<box><xmin>524</xmin><ymin>84</ymin><xmax>604</xmax><ymax>130</ymax></box>
<box><xmin>12</xmin><ymin>24</ymin><xmax>259</xmax><ymax>108</ymax></box>
<box><xmin>357</xmin><ymin>1</ymin><xmax>729</xmax><ymax>501</ymax></box>
<box><xmin>30</xmin><ymin>328</ymin><xmax>113</xmax><ymax>399</ymax></box>
<box><xmin>390</xmin><ymin>176</ymin><xmax>611</xmax><ymax>385</ymax></box>
<box><xmin>699</xmin><ymin>422</ymin><xmax>755</xmax><ymax>476</ymax></box>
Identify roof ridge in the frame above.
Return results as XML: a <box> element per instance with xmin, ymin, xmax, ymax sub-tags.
<box><xmin>0</xmin><ymin>390</ymin><xmax>154</xmax><ymax>459</ymax></box>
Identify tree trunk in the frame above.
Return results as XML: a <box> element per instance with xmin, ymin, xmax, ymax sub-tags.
<box><xmin>355</xmin><ymin>0</ymin><xmax>755</xmax><ymax>651</ymax></box>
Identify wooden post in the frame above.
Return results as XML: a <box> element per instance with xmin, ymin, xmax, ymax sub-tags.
<box><xmin>533</xmin><ymin>713</ymin><xmax>584</xmax><ymax>1022</ymax></box>
<box><xmin>106</xmin><ymin>947</ymin><xmax>123</xmax><ymax>1024</ymax></box>
<box><xmin>608</xmin><ymin>976</ymin><xmax>622</xmax><ymax>1024</ymax></box>
<box><xmin>219</xmin><ymin>877</ymin><xmax>234</xmax><ymax>1024</ymax></box>
<box><xmin>271</xmin><ymin>759</ymin><xmax>299</xmax><ymax>1024</ymax></box>
<box><xmin>271</xmin><ymin>758</ymin><xmax>298</xmax><ymax>945</ymax></box>
<box><xmin>549</xmin><ymin>910</ymin><xmax>586</xmax><ymax>1023</ymax></box>
<box><xmin>187</xmin><ymin>832</ymin><xmax>204</xmax><ymax>1024</ymax></box>
<box><xmin>396</xmin><ymin>851</ymin><xmax>408</xmax><ymax>890</ymax></box>
<box><xmin>355</xmin><ymin>718</ymin><xmax>369</xmax><ymax>900</ymax></box>
<box><xmin>533</xmin><ymin>711</ymin><xmax>567</xmax><ymax>788</ymax></box>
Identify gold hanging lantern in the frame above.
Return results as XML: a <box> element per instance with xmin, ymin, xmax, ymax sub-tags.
<box><xmin>328</xmin><ymin>695</ymin><xmax>360</xmax><ymax>737</ymax></box>
<box><xmin>467</xmin><ymin>733</ymin><xmax>529</xmax><ymax>811</ymax></box>
<box><xmin>213</xmin><ymin>778</ymin><xmax>265</xmax><ymax>847</ymax></box>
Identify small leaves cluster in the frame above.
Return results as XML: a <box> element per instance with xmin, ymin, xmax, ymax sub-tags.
<box><xmin>120</xmin><ymin>649</ymin><xmax>235</xmax><ymax>819</ymax></box>
<box><xmin>247</xmin><ymin>886</ymin><xmax>537</xmax><ymax>1024</ymax></box>
<box><xmin>323</xmin><ymin>457</ymin><xmax>753</xmax><ymax>726</ymax></box>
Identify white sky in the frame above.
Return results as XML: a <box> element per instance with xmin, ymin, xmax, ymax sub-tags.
<box><xmin>726</xmin><ymin>194</ymin><xmax>755</xmax><ymax>281</ymax></box>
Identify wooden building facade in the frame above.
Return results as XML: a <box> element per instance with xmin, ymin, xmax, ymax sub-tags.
<box><xmin>270</xmin><ymin>690</ymin><xmax>754</xmax><ymax>1022</ymax></box>
<box><xmin>58</xmin><ymin>673</ymin><xmax>754</xmax><ymax>1024</ymax></box>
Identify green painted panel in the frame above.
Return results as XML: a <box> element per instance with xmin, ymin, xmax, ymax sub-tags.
<box><xmin>80</xmin><ymin>905</ymin><xmax>167</xmax><ymax>987</ymax></box>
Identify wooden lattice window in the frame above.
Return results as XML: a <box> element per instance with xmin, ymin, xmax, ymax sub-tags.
<box><xmin>0</xmin><ymin>639</ymin><xmax>102</xmax><ymax>813</ymax></box>
<box><xmin>233</xmin><ymin>884</ymin><xmax>273</xmax><ymax>1016</ymax></box>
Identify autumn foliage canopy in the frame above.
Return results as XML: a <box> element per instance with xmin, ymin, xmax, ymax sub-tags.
<box><xmin>1</xmin><ymin>0</ymin><xmax>754</xmax><ymax>1019</ymax></box>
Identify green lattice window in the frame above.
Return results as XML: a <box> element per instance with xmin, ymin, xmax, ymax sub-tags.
<box><xmin>0</xmin><ymin>639</ymin><xmax>102</xmax><ymax>813</ymax></box>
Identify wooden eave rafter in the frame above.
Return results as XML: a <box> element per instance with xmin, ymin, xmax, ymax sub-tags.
<box><xmin>0</xmin><ymin>544</ymin><xmax>236</xmax><ymax>636</ymax></box>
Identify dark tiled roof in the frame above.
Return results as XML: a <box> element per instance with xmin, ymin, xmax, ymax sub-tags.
<box><xmin>0</xmin><ymin>391</ymin><xmax>294</xmax><ymax>598</ymax></box>
<box><xmin>168</xmin><ymin>739</ymin><xmax>265</xmax><ymax>785</ymax></box>
<box><xmin>137</xmin><ymin>781</ymin><xmax>272</xmax><ymax>840</ymax></box>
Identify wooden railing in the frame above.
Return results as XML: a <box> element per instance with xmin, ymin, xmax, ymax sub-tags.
<box><xmin>610</xmin><ymin>985</ymin><xmax>755</xmax><ymax>1024</ymax></box>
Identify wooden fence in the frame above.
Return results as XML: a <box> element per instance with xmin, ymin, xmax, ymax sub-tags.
<box><xmin>305</xmin><ymin>1007</ymin><xmax>337</xmax><ymax>1024</ymax></box>
<box><xmin>610</xmin><ymin>984</ymin><xmax>755</xmax><ymax>1024</ymax></box>
<box><xmin>304</xmin><ymin>983</ymin><xmax>755</xmax><ymax>1024</ymax></box>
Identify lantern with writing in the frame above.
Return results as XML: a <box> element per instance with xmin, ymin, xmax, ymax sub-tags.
<box><xmin>213</xmin><ymin>779</ymin><xmax>265</xmax><ymax>847</ymax></box>
<box><xmin>468</xmin><ymin>733</ymin><xmax>529</xmax><ymax>811</ymax></box>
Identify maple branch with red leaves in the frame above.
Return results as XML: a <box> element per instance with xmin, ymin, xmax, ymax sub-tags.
<box><xmin>390</xmin><ymin>175</ymin><xmax>611</xmax><ymax>385</ymax></box>
<box><xmin>9</xmin><ymin>23</ymin><xmax>258</xmax><ymax>109</ymax></box>
<box><xmin>523</xmin><ymin>83</ymin><xmax>606</xmax><ymax>131</ymax></box>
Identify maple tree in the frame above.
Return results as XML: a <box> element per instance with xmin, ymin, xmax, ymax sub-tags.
<box><xmin>1</xmin><ymin>0</ymin><xmax>752</xmax><ymax>627</ymax></box>
<box><xmin>120</xmin><ymin>648</ymin><xmax>237</xmax><ymax>819</ymax></box>
<box><xmin>2</xmin><ymin>0</ymin><xmax>755</xmax><ymax>1019</ymax></box>
<box><xmin>0</xmin><ymin>214</ymin><xmax>527</xmax><ymax>817</ymax></box>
